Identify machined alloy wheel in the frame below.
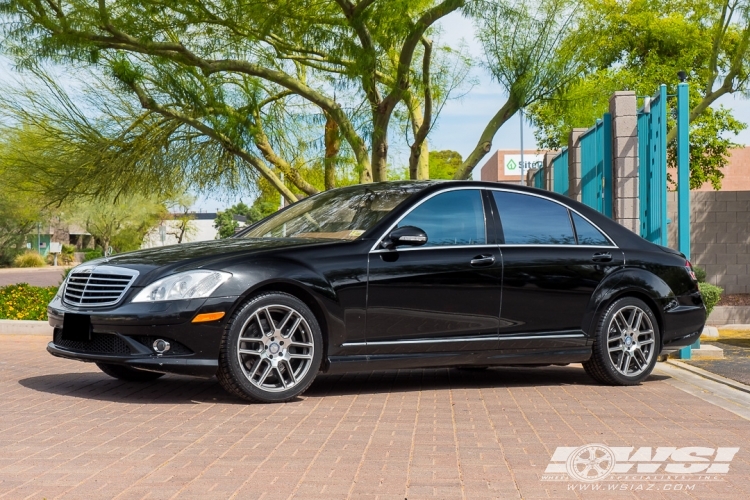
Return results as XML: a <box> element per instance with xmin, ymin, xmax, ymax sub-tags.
<box><xmin>218</xmin><ymin>292</ymin><xmax>323</xmax><ymax>403</ymax></box>
<box><xmin>583</xmin><ymin>297</ymin><xmax>661</xmax><ymax>386</ymax></box>
<box><xmin>236</xmin><ymin>305</ymin><xmax>315</xmax><ymax>392</ymax></box>
<box><xmin>606</xmin><ymin>305</ymin><xmax>656</xmax><ymax>377</ymax></box>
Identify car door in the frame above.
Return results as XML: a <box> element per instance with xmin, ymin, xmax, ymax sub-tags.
<box><xmin>489</xmin><ymin>190</ymin><xmax>623</xmax><ymax>350</ymax></box>
<box><xmin>365</xmin><ymin>188</ymin><xmax>502</xmax><ymax>355</ymax></box>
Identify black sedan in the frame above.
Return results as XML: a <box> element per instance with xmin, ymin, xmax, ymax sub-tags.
<box><xmin>47</xmin><ymin>181</ymin><xmax>706</xmax><ymax>402</ymax></box>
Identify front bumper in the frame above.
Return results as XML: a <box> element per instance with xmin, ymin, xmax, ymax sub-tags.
<box><xmin>46</xmin><ymin>295</ymin><xmax>240</xmax><ymax>377</ymax></box>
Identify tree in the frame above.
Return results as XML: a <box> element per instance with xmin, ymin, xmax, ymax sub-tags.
<box><xmin>428</xmin><ymin>150</ymin><xmax>463</xmax><ymax>179</ymax></box>
<box><xmin>667</xmin><ymin>105</ymin><xmax>747</xmax><ymax>190</ymax></box>
<box><xmin>73</xmin><ymin>195</ymin><xmax>168</xmax><ymax>252</ymax></box>
<box><xmin>528</xmin><ymin>0</ymin><xmax>750</xmax><ymax>188</ymax></box>
<box><xmin>215</xmin><ymin>197</ymin><xmax>280</xmax><ymax>239</ymax></box>
<box><xmin>0</xmin><ymin>0</ymin><xmax>477</xmax><ymax>197</ymax></box>
<box><xmin>454</xmin><ymin>0</ymin><xmax>588</xmax><ymax>178</ymax></box>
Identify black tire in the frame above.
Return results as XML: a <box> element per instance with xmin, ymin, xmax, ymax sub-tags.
<box><xmin>217</xmin><ymin>292</ymin><xmax>323</xmax><ymax>403</ymax></box>
<box><xmin>583</xmin><ymin>296</ymin><xmax>661</xmax><ymax>386</ymax></box>
<box><xmin>96</xmin><ymin>362</ymin><xmax>165</xmax><ymax>382</ymax></box>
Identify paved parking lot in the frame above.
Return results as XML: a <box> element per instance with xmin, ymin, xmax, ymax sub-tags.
<box><xmin>2</xmin><ymin>334</ymin><xmax>750</xmax><ymax>499</ymax></box>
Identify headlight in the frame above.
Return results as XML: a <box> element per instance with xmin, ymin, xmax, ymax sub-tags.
<box><xmin>132</xmin><ymin>270</ymin><xmax>231</xmax><ymax>303</ymax></box>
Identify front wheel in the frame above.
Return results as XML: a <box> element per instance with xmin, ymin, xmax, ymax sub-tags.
<box><xmin>583</xmin><ymin>297</ymin><xmax>660</xmax><ymax>385</ymax></box>
<box><xmin>217</xmin><ymin>292</ymin><xmax>323</xmax><ymax>403</ymax></box>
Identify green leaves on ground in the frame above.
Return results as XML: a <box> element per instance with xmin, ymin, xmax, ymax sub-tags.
<box><xmin>0</xmin><ymin>283</ymin><xmax>58</xmax><ymax>321</ymax></box>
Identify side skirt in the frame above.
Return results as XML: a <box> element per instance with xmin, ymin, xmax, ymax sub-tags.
<box><xmin>325</xmin><ymin>348</ymin><xmax>592</xmax><ymax>375</ymax></box>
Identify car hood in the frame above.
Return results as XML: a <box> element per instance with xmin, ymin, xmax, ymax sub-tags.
<box><xmin>81</xmin><ymin>238</ymin><xmax>345</xmax><ymax>285</ymax></box>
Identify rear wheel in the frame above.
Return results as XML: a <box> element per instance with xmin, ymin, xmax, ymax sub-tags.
<box><xmin>583</xmin><ymin>297</ymin><xmax>660</xmax><ymax>386</ymax></box>
<box><xmin>96</xmin><ymin>362</ymin><xmax>165</xmax><ymax>382</ymax></box>
<box><xmin>217</xmin><ymin>292</ymin><xmax>323</xmax><ymax>403</ymax></box>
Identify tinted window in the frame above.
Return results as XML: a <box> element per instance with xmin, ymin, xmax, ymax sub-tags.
<box><xmin>492</xmin><ymin>191</ymin><xmax>575</xmax><ymax>245</ymax></box>
<box><xmin>244</xmin><ymin>184</ymin><xmax>423</xmax><ymax>239</ymax></box>
<box><xmin>399</xmin><ymin>190</ymin><xmax>486</xmax><ymax>246</ymax></box>
<box><xmin>572</xmin><ymin>212</ymin><xmax>611</xmax><ymax>246</ymax></box>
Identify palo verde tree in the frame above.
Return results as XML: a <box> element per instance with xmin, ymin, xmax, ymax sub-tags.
<box><xmin>0</xmin><ymin>0</ymin><xmax>479</xmax><ymax>198</ymax></box>
<box><xmin>454</xmin><ymin>0</ymin><xmax>588</xmax><ymax>179</ymax></box>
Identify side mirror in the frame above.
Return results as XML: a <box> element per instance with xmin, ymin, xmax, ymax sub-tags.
<box><xmin>382</xmin><ymin>226</ymin><xmax>428</xmax><ymax>249</ymax></box>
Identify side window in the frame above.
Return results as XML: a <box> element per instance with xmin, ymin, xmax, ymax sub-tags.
<box><xmin>572</xmin><ymin>212</ymin><xmax>611</xmax><ymax>246</ymax></box>
<box><xmin>398</xmin><ymin>190</ymin><xmax>486</xmax><ymax>246</ymax></box>
<box><xmin>492</xmin><ymin>191</ymin><xmax>576</xmax><ymax>245</ymax></box>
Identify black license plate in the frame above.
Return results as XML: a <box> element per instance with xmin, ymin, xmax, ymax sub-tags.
<box><xmin>62</xmin><ymin>313</ymin><xmax>92</xmax><ymax>341</ymax></box>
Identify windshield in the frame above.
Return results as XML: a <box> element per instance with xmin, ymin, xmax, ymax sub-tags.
<box><xmin>242</xmin><ymin>183</ymin><xmax>428</xmax><ymax>240</ymax></box>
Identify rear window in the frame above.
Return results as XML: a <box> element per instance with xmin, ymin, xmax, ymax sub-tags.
<box><xmin>571</xmin><ymin>212</ymin><xmax>611</xmax><ymax>246</ymax></box>
<box><xmin>492</xmin><ymin>191</ymin><xmax>576</xmax><ymax>245</ymax></box>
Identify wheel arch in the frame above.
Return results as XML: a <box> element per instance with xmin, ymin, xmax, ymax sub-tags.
<box><xmin>236</xmin><ymin>279</ymin><xmax>332</xmax><ymax>369</ymax></box>
<box><xmin>584</xmin><ymin>269</ymin><xmax>672</xmax><ymax>349</ymax></box>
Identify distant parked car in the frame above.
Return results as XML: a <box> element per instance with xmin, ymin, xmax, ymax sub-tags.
<box><xmin>47</xmin><ymin>181</ymin><xmax>706</xmax><ymax>403</ymax></box>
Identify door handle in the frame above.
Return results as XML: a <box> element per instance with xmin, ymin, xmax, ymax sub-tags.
<box><xmin>470</xmin><ymin>254</ymin><xmax>496</xmax><ymax>267</ymax></box>
<box><xmin>592</xmin><ymin>252</ymin><xmax>612</xmax><ymax>263</ymax></box>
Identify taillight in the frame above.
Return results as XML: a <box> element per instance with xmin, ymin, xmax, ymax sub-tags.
<box><xmin>686</xmin><ymin>260</ymin><xmax>697</xmax><ymax>281</ymax></box>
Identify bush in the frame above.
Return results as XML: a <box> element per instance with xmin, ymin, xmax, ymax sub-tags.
<box><xmin>694</xmin><ymin>266</ymin><xmax>707</xmax><ymax>283</ymax></box>
<box><xmin>84</xmin><ymin>248</ymin><xmax>103</xmax><ymax>262</ymax></box>
<box><xmin>698</xmin><ymin>282</ymin><xmax>723</xmax><ymax>315</ymax></box>
<box><xmin>0</xmin><ymin>283</ymin><xmax>58</xmax><ymax>320</ymax></box>
<box><xmin>13</xmin><ymin>251</ymin><xmax>46</xmax><ymax>268</ymax></box>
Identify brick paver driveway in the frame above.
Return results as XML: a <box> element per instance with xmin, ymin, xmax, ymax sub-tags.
<box><xmin>1</xmin><ymin>334</ymin><xmax>749</xmax><ymax>499</ymax></box>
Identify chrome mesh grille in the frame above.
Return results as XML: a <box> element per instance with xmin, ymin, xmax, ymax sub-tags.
<box><xmin>63</xmin><ymin>265</ymin><xmax>138</xmax><ymax>307</ymax></box>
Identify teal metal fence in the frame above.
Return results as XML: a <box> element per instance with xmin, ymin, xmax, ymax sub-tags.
<box><xmin>637</xmin><ymin>84</ymin><xmax>668</xmax><ymax>245</ymax></box>
<box><xmin>579</xmin><ymin>113</ymin><xmax>613</xmax><ymax>217</ymax></box>
<box><xmin>551</xmin><ymin>148</ymin><xmax>568</xmax><ymax>196</ymax></box>
<box><xmin>533</xmin><ymin>167</ymin><xmax>544</xmax><ymax>188</ymax></box>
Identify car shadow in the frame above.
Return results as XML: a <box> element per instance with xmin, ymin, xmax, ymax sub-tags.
<box><xmin>18</xmin><ymin>365</ymin><xmax>670</xmax><ymax>405</ymax></box>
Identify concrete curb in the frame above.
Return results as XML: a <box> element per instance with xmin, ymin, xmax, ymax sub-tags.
<box><xmin>665</xmin><ymin>359</ymin><xmax>750</xmax><ymax>396</ymax></box>
<box><xmin>0</xmin><ymin>320</ymin><xmax>52</xmax><ymax>336</ymax></box>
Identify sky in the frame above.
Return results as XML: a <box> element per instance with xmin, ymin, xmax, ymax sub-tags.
<box><xmin>2</xmin><ymin>11</ymin><xmax>749</xmax><ymax>212</ymax></box>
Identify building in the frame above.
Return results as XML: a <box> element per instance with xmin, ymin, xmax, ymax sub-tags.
<box><xmin>141</xmin><ymin>213</ymin><xmax>247</xmax><ymax>248</ymax></box>
<box><xmin>694</xmin><ymin>147</ymin><xmax>750</xmax><ymax>191</ymax></box>
<box><xmin>480</xmin><ymin>149</ymin><xmax>551</xmax><ymax>184</ymax></box>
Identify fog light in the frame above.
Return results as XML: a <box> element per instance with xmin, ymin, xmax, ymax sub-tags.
<box><xmin>153</xmin><ymin>339</ymin><xmax>171</xmax><ymax>354</ymax></box>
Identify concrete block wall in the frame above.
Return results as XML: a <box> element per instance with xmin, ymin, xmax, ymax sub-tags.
<box><xmin>668</xmin><ymin>191</ymin><xmax>750</xmax><ymax>293</ymax></box>
<box><xmin>609</xmin><ymin>91</ymin><xmax>639</xmax><ymax>233</ymax></box>
<box><xmin>567</xmin><ymin>129</ymin><xmax>586</xmax><ymax>202</ymax></box>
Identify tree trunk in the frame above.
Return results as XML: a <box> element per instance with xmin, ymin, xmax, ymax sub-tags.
<box><xmin>454</xmin><ymin>98</ymin><xmax>520</xmax><ymax>180</ymax></box>
<box><xmin>371</xmin><ymin>109</ymin><xmax>390</xmax><ymax>182</ymax></box>
<box><xmin>407</xmin><ymin>96</ymin><xmax>430</xmax><ymax>180</ymax></box>
<box><xmin>324</xmin><ymin>111</ymin><xmax>340</xmax><ymax>190</ymax></box>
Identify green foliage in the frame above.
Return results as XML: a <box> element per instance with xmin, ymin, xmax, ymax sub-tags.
<box><xmin>698</xmin><ymin>282</ymin><xmax>723</xmax><ymax>315</ymax></box>
<box><xmin>667</xmin><ymin>106</ymin><xmax>747</xmax><ymax>190</ymax></box>
<box><xmin>0</xmin><ymin>0</ymin><xmax>476</xmax><ymax>191</ymax></box>
<box><xmin>429</xmin><ymin>150</ymin><xmax>463</xmax><ymax>179</ymax></box>
<box><xmin>528</xmin><ymin>0</ymin><xmax>750</xmax><ymax>188</ymax></box>
<box><xmin>0</xmin><ymin>133</ymin><xmax>46</xmax><ymax>267</ymax></box>
<box><xmin>0</xmin><ymin>283</ymin><xmax>58</xmax><ymax>320</ymax></box>
<box><xmin>694</xmin><ymin>266</ymin><xmax>707</xmax><ymax>283</ymax></box>
<box><xmin>13</xmin><ymin>251</ymin><xmax>46</xmax><ymax>268</ymax></box>
<box><xmin>60</xmin><ymin>244</ymin><xmax>76</xmax><ymax>265</ymax></box>
<box><xmin>72</xmin><ymin>194</ymin><xmax>169</xmax><ymax>253</ymax></box>
<box><xmin>83</xmin><ymin>249</ymin><xmax>104</xmax><ymax>262</ymax></box>
<box><xmin>215</xmin><ymin>197</ymin><xmax>280</xmax><ymax>239</ymax></box>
